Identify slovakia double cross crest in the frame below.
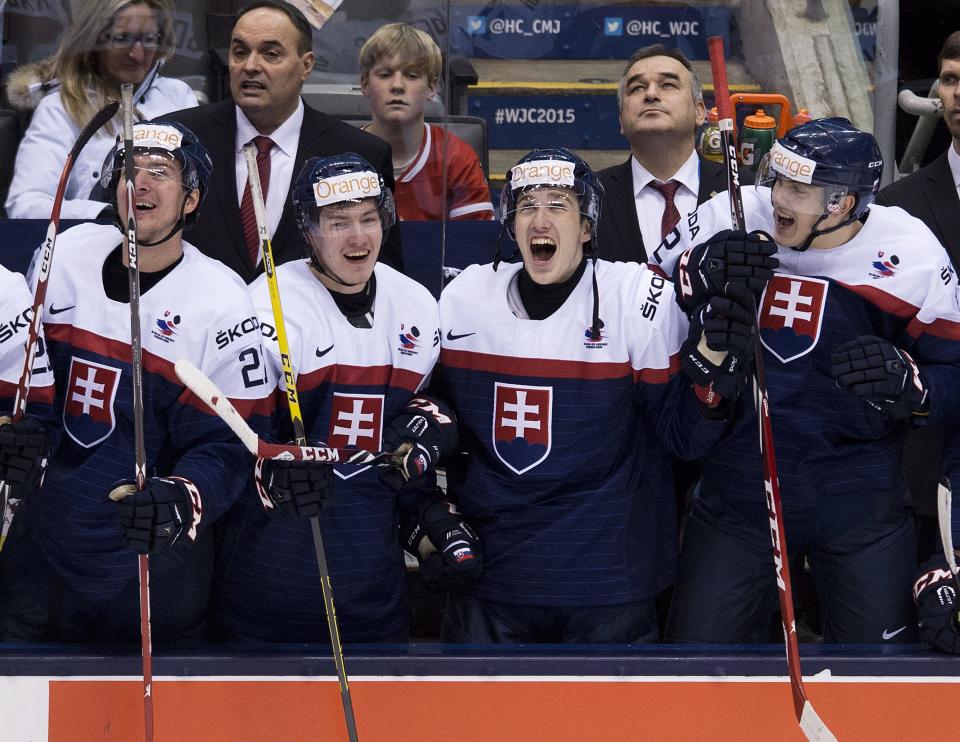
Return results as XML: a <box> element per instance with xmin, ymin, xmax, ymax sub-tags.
<box><xmin>327</xmin><ymin>392</ymin><xmax>384</xmax><ymax>479</ymax></box>
<box><xmin>493</xmin><ymin>382</ymin><xmax>552</xmax><ymax>475</ymax></box>
<box><xmin>64</xmin><ymin>357</ymin><xmax>122</xmax><ymax>447</ymax></box>
<box><xmin>758</xmin><ymin>274</ymin><xmax>829</xmax><ymax>362</ymax></box>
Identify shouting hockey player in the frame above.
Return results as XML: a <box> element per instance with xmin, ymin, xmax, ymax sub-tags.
<box><xmin>431</xmin><ymin>148</ymin><xmax>754</xmax><ymax>643</ymax></box>
<box><xmin>0</xmin><ymin>120</ymin><xmax>272</xmax><ymax>643</ymax></box>
<box><xmin>659</xmin><ymin>117</ymin><xmax>960</xmax><ymax>645</ymax></box>
<box><xmin>212</xmin><ymin>153</ymin><xmax>471</xmax><ymax>643</ymax></box>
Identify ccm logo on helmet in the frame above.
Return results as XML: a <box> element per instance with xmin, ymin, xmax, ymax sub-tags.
<box><xmin>510</xmin><ymin>161</ymin><xmax>575</xmax><ymax>189</ymax></box>
<box><xmin>770</xmin><ymin>143</ymin><xmax>816</xmax><ymax>184</ymax></box>
<box><xmin>312</xmin><ymin>172</ymin><xmax>381</xmax><ymax>206</ymax></box>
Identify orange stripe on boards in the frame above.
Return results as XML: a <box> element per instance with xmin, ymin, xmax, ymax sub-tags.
<box><xmin>49</xmin><ymin>678</ymin><xmax>948</xmax><ymax>741</ymax></box>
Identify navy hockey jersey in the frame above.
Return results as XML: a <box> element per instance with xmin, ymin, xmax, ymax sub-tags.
<box><xmin>437</xmin><ymin>260</ymin><xmax>729</xmax><ymax>606</ymax></box>
<box><xmin>25</xmin><ymin>223</ymin><xmax>272</xmax><ymax>600</ymax></box>
<box><xmin>653</xmin><ymin>188</ymin><xmax>960</xmax><ymax>536</ymax></box>
<box><xmin>215</xmin><ymin>261</ymin><xmax>440</xmax><ymax>642</ymax></box>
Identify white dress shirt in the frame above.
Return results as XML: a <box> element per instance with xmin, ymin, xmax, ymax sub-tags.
<box><xmin>234</xmin><ymin>99</ymin><xmax>304</xmax><ymax>247</ymax></box>
<box><xmin>630</xmin><ymin>149</ymin><xmax>701</xmax><ymax>249</ymax></box>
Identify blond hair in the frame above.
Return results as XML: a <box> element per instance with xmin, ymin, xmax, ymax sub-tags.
<box><xmin>53</xmin><ymin>0</ymin><xmax>176</xmax><ymax>129</ymax></box>
<box><xmin>359</xmin><ymin>23</ymin><xmax>442</xmax><ymax>85</ymax></box>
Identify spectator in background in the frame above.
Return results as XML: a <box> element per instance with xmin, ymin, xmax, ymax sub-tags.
<box><xmin>359</xmin><ymin>23</ymin><xmax>494</xmax><ymax>221</ymax></box>
<box><xmin>167</xmin><ymin>0</ymin><xmax>402</xmax><ymax>283</ymax></box>
<box><xmin>4</xmin><ymin>0</ymin><xmax>197</xmax><ymax>220</ymax></box>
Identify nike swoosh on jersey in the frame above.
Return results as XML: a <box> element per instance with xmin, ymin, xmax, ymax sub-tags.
<box><xmin>49</xmin><ymin>305</ymin><xmax>76</xmax><ymax>315</ymax></box>
<box><xmin>446</xmin><ymin>330</ymin><xmax>476</xmax><ymax>341</ymax></box>
<box><xmin>315</xmin><ymin>344</ymin><xmax>335</xmax><ymax>357</ymax></box>
<box><xmin>881</xmin><ymin>626</ymin><xmax>907</xmax><ymax>640</ymax></box>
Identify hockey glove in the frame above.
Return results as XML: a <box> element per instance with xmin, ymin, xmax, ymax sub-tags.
<box><xmin>380</xmin><ymin>394</ymin><xmax>458</xmax><ymax>492</ymax></box>
<box><xmin>830</xmin><ymin>336</ymin><xmax>929</xmax><ymax>421</ymax></box>
<box><xmin>403</xmin><ymin>496</ymin><xmax>483</xmax><ymax>592</ymax></box>
<box><xmin>673</xmin><ymin>229</ymin><xmax>778</xmax><ymax>313</ymax></box>
<box><xmin>255</xmin><ymin>456</ymin><xmax>335</xmax><ymax>517</ymax></box>
<box><xmin>0</xmin><ymin>415</ymin><xmax>49</xmax><ymax>495</ymax></box>
<box><xmin>110</xmin><ymin>476</ymin><xmax>201</xmax><ymax>556</ymax></box>
<box><xmin>681</xmin><ymin>284</ymin><xmax>755</xmax><ymax>406</ymax></box>
<box><xmin>913</xmin><ymin>556</ymin><xmax>960</xmax><ymax>654</ymax></box>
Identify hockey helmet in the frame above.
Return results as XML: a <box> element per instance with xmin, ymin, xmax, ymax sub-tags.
<box><xmin>100</xmin><ymin>119</ymin><xmax>213</xmax><ymax>228</ymax></box>
<box><xmin>292</xmin><ymin>153</ymin><xmax>396</xmax><ymax>244</ymax></box>
<box><xmin>500</xmin><ymin>148</ymin><xmax>604</xmax><ymax>254</ymax></box>
<box><xmin>757</xmin><ymin>117</ymin><xmax>882</xmax><ymax>220</ymax></box>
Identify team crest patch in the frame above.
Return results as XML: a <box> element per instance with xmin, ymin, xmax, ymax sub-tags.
<box><xmin>63</xmin><ymin>357</ymin><xmax>122</xmax><ymax>448</ymax></box>
<box><xmin>758</xmin><ymin>275</ymin><xmax>828</xmax><ymax>363</ymax></box>
<box><xmin>152</xmin><ymin>310</ymin><xmax>181</xmax><ymax>343</ymax></box>
<box><xmin>328</xmin><ymin>393</ymin><xmax>384</xmax><ymax>480</ymax></box>
<box><xmin>869</xmin><ymin>251</ymin><xmax>900</xmax><ymax>279</ymax></box>
<box><xmin>397</xmin><ymin>324</ymin><xmax>422</xmax><ymax>356</ymax></box>
<box><xmin>492</xmin><ymin>383</ymin><xmax>552</xmax><ymax>475</ymax></box>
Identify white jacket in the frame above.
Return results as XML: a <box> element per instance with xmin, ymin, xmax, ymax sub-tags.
<box><xmin>5</xmin><ymin>77</ymin><xmax>197</xmax><ymax>219</ymax></box>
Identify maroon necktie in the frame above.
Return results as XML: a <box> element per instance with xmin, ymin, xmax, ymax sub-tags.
<box><xmin>240</xmin><ymin>135</ymin><xmax>274</xmax><ymax>267</ymax></box>
<box><xmin>650</xmin><ymin>180</ymin><xmax>681</xmax><ymax>240</ymax></box>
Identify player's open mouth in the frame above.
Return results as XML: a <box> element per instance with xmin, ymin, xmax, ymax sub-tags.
<box><xmin>775</xmin><ymin>211</ymin><xmax>795</xmax><ymax>229</ymax></box>
<box><xmin>530</xmin><ymin>237</ymin><xmax>557</xmax><ymax>262</ymax></box>
<box><xmin>344</xmin><ymin>250</ymin><xmax>370</xmax><ymax>263</ymax></box>
<box><xmin>136</xmin><ymin>201</ymin><xmax>156</xmax><ymax>212</ymax></box>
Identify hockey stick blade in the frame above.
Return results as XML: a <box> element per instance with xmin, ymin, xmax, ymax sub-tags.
<box><xmin>71</xmin><ymin>101</ymin><xmax>120</xmax><ymax>160</ymax></box>
<box><xmin>800</xmin><ymin>701</ymin><xmax>838</xmax><ymax>742</ymax></box>
<box><xmin>174</xmin><ymin>359</ymin><xmax>393</xmax><ymax>466</ymax></box>
<box><xmin>937</xmin><ymin>478</ymin><xmax>960</xmax><ymax>587</ymax></box>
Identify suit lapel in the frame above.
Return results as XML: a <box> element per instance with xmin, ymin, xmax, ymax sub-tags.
<box><xmin>923</xmin><ymin>152</ymin><xmax>960</xmax><ymax>266</ymax></box>
<box><xmin>696</xmin><ymin>158</ymin><xmax>727</xmax><ymax>204</ymax></box>
<box><xmin>607</xmin><ymin>157</ymin><xmax>647</xmax><ymax>262</ymax></box>
<box><xmin>208</xmin><ymin>103</ymin><xmax>249</xmax><ymax>270</ymax></box>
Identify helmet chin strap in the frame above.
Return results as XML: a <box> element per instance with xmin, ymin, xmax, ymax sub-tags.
<box><xmin>113</xmin><ymin>191</ymin><xmax>191</xmax><ymax>248</ymax></box>
<box><xmin>793</xmin><ymin>211</ymin><xmax>859</xmax><ymax>252</ymax></box>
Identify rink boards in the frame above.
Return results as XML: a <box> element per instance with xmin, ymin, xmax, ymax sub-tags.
<box><xmin>1</xmin><ymin>646</ymin><xmax>958</xmax><ymax>741</ymax></box>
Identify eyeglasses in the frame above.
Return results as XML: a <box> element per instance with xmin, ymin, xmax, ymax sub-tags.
<box><xmin>101</xmin><ymin>31</ymin><xmax>163</xmax><ymax>50</ymax></box>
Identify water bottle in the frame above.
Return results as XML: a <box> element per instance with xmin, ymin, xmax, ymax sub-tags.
<box><xmin>793</xmin><ymin>108</ymin><xmax>812</xmax><ymax>126</ymax></box>
<box><xmin>699</xmin><ymin>107</ymin><xmax>723</xmax><ymax>163</ymax></box>
<box><xmin>738</xmin><ymin>108</ymin><xmax>777</xmax><ymax>171</ymax></box>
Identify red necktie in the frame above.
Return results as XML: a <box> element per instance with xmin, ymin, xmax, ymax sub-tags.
<box><xmin>240</xmin><ymin>135</ymin><xmax>274</xmax><ymax>267</ymax></box>
<box><xmin>650</xmin><ymin>180</ymin><xmax>681</xmax><ymax>240</ymax></box>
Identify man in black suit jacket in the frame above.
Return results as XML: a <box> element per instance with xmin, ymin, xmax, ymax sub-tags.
<box><xmin>597</xmin><ymin>45</ymin><xmax>748</xmax><ymax>264</ymax></box>
<box><xmin>875</xmin><ymin>31</ymin><xmax>960</xmax><ymax>561</ymax></box>
<box><xmin>166</xmin><ymin>0</ymin><xmax>401</xmax><ymax>284</ymax></box>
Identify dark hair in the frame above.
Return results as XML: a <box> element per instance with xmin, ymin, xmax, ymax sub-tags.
<box><xmin>617</xmin><ymin>44</ymin><xmax>704</xmax><ymax>107</ymax></box>
<box><xmin>939</xmin><ymin>31</ymin><xmax>960</xmax><ymax>71</ymax></box>
<box><xmin>236</xmin><ymin>0</ymin><xmax>313</xmax><ymax>55</ymax></box>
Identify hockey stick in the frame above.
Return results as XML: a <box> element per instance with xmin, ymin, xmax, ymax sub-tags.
<box><xmin>708</xmin><ymin>37</ymin><xmax>836</xmax><ymax>742</ymax></box>
<box><xmin>175</xmin><ymin>359</ymin><xmax>394</xmax><ymax>466</ymax></box>
<box><xmin>244</xmin><ymin>145</ymin><xmax>360</xmax><ymax>742</ymax></box>
<box><xmin>936</xmin><ymin>478</ymin><xmax>960</xmax><ymax>604</ymax></box>
<box><xmin>120</xmin><ymin>83</ymin><xmax>154</xmax><ymax>742</ymax></box>
<box><xmin>0</xmin><ymin>100</ymin><xmax>120</xmax><ymax>533</ymax></box>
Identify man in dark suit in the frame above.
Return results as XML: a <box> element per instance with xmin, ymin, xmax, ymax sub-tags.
<box><xmin>166</xmin><ymin>0</ymin><xmax>401</xmax><ymax>284</ymax></box>
<box><xmin>875</xmin><ymin>31</ymin><xmax>960</xmax><ymax>561</ymax></box>
<box><xmin>597</xmin><ymin>45</ymin><xmax>740</xmax><ymax>264</ymax></box>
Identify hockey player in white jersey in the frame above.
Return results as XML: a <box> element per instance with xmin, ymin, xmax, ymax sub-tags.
<box><xmin>212</xmin><ymin>154</ymin><xmax>470</xmax><ymax>643</ymax></box>
<box><xmin>0</xmin><ymin>120</ymin><xmax>273</xmax><ymax>643</ymax></box>
<box><xmin>659</xmin><ymin>118</ymin><xmax>960</xmax><ymax>646</ymax></box>
<box><xmin>432</xmin><ymin>148</ymin><xmax>755</xmax><ymax>643</ymax></box>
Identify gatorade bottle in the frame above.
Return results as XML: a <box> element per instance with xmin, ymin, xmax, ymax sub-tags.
<box><xmin>793</xmin><ymin>108</ymin><xmax>812</xmax><ymax>126</ymax></box>
<box><xmin>738</xmin><ymin>108</ymin><xmax>777</xmax><ymax>171</ymax></box>
<box><xmin>699</xmin><ymin>107</ymin><xmax>723</xmax><ymax>163</ymax></box>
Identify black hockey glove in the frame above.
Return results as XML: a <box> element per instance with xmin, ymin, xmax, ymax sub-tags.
<box><xmin>913</xmin><ymin>556</ymin><xmax>960</xmax><ymax>654</ymax></box>
<box><xmin>255</xmin><ymin>456</ymin><xmax>335</xmax><ymax>517</ymax></box>
<box><xmin>110</xmin><ymin>476</ymin><xmax>201</xmax><ymax>555</ymax></box>
<box><xmin>403</xmin><ymin>496</ymin><xmax>483</xmax><ymax>592</ymax></box>
<box><xmin>380</xmin><ymin>395</ymin><xmax>458</xmax><ymax>492</ymax></box>
<box><xmin>830</xmin><ymin>336</ymin><xmax>929</xmax><ymax>422</ymax></box>
<box><xmin>673</xmin><ymin>228</ymin><xmax>778</xmax><ymax>313</ymax></box>
<box><xmin>0</xmin><ymin>415</ymin><xmax>49</xmax><ymax>495</ymax></box>
<box><xmin>681</xmin><ymin>284</ymin><xmax>755</xmax><ymax>407</ymax></box>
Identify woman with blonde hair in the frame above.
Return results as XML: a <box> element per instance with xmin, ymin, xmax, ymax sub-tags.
<box><xmin>5</xmin><ymin>0</ymin><xmax>197</xmax><ymax>219</ymax></box>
